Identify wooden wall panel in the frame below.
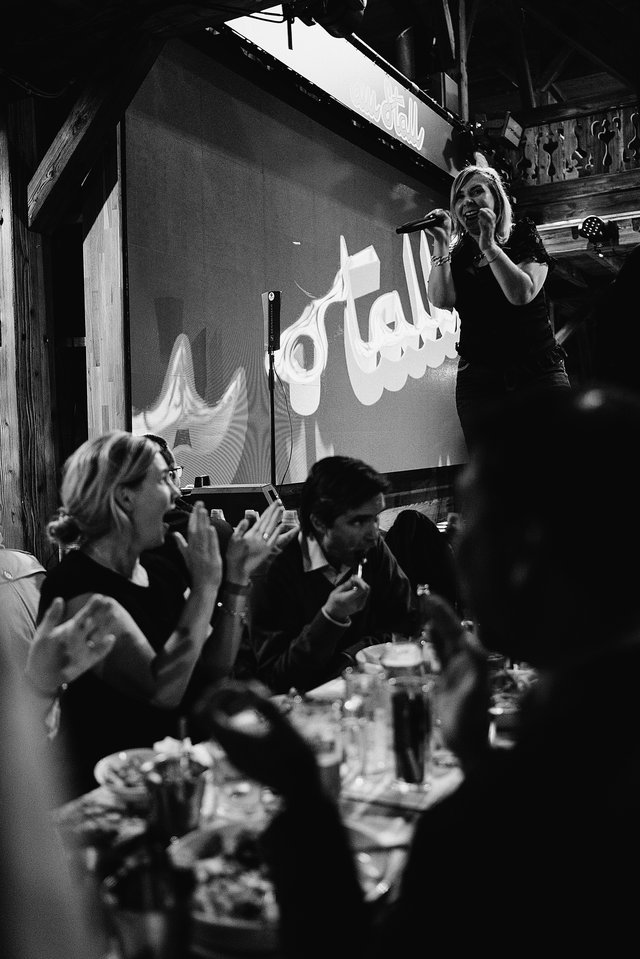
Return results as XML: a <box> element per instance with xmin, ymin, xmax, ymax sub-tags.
<box><xmin>0</xmin><ymin>98</ymin><xmax>58</xmax><ymax>562</ymax></box>
<box><xmin>82</xmin><ymin>128</ymin><xmax>129</xmax><ymax>437</ymax></box>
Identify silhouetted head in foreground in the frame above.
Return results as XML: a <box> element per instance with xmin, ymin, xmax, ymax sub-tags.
<box><xmin>455</xmin><ymin>385</ymin><xmax>640</xmax><ymax>667</ymax></box>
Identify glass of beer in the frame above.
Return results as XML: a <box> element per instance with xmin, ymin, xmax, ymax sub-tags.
<box><xmin>388</xmin><ymin>675</ymin><xmax>433</xmax><ymax>791</ymax></box>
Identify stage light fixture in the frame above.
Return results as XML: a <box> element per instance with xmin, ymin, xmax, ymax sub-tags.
<box><xmin>578</xmin><ymin>215</ymin><xmax>619</xmax><ymax>258</ymax></box>
<box><xmin>297</xmin><ymin>0</ymin><xmax>367</xmax><ymax>38</ymax></box>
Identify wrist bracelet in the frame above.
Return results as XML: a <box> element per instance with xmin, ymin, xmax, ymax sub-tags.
<box><xmin>484</xmin><ymin>250</ymin><xmax>501</xmax><ymax>264</ymax></box>
<box><xmin>431</xmin><ymin>253</ymin><xmax>451</xmax><ymax>266</ymax></box>
<box><xmin>45</xmin><ymin>683</ymin><xmax>68</xmax><ymax>741</ymax></box>
<box><xmin>224</xmin><ymin>580</ymin><xmax>251</xmax><ymax>595</ymax></box>
<box><xmin>216</xmin><ymin>601</ymin><xmax>248</xmax><ymax>625</ymax></box>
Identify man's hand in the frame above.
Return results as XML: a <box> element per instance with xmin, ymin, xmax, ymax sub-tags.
<box><xmin>26</xmin><ymin>595</ymin><xmax>118</xmax><ymax>695</ymax></box>
<box><xmin>323</xmin><ymin>575</ymin><xmax>370</xmax><ymax>624</ymax></box>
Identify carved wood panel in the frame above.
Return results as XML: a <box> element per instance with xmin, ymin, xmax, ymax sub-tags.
<box><xmin>513</xmin><ymin>103</ymin><xmax>640</xmax><ymax>186</ymax></box>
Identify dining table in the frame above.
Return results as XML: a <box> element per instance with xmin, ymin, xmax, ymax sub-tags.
<box><xmin>52</xmin><ymin>674</ymin><xmax>464</xmax><ymax>959</ymax></box>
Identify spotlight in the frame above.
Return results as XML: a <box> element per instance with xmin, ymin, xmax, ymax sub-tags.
<box><xmin>577</xmin><ymin>216</ymin><xmax>619</xmax><ymax>257</ymax></box>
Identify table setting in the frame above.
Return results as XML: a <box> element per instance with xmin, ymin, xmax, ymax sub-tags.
<box><xmin>53</xmin><ymin>642</ymin><xmax>474</xmax><ymax>959</ymax></box>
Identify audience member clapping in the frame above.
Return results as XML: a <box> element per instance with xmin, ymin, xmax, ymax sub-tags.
<box><xmin>39</xmin><ymin>430</ymin><xmax>283</xmax><ymax>799</ymax></box>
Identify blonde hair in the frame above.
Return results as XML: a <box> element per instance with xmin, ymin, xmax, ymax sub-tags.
<box><xmin>450</xmin><ymin>165</ymin><xmax>513</xmax><ymax>246</ymax></box>
<box><xmin>47</xmin><ymin>431</ymin><xmax>156</xmax><ymax>548</ymax></box>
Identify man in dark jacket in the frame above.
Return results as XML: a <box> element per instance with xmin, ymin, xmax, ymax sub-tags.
<box><xmin>250</xmin><ymin>456</ymin><xmax>418</xmax><ymax>693</ymax></box>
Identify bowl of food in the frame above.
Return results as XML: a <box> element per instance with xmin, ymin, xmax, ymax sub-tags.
<box><xmin>169</xmin><ymin>819</ymin><xmax>398</xmax><ymax>953</ymax></box>
<box><xmin>168</xmin><ymin>821</ymin><xmax>280</xmax><ymax>954</ymax></box>
<box><xmin>93</xmin><ymin>748</ymin><xmax>157</xmax><ymax>807</ymax></box>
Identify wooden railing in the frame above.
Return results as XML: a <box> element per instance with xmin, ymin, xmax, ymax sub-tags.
<box><xmin>514</xmin><ymin>103</ymin><xmax>640</xmax><ymax>186</ymax></box>
<box><xmin>474</xmin><ymin>100</ymin><xmax>640</xmax><ymax>228</ymax></box>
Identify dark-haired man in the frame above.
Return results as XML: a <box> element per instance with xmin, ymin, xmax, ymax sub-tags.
<box><xmin>250</xmin><ymin>456</ymin><xmax>418</xmax><ymax>693</ymax></box>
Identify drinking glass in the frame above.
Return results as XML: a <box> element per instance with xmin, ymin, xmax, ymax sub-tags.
<box><xmin>206</xmin><ymin>743</ymin><xmax>265</xmax><ymax>822</ymax></box>
<box><xmin>287</xmin><ymin>696</ymin><xmax>343</xmax><ymax>801</ymax></box>
<box><xmin>143</xmin><ymin>754</ymin><xmax>209</xmax><ymax>843</ymax></box>
<box><xmin>387</xmin><ymin>675</ymin><xmax>434</xmax><ymax>792</ymax></box>
<box><xmin>342</xmin><ymin>667</ymin><xmax>390</xmax><ymax>779</ymax></box>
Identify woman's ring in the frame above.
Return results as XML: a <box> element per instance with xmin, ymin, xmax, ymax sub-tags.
<box><xmin>262</xmin><ymin>532</ymin><xmax>269</xmax><ymax>541</ymax></box>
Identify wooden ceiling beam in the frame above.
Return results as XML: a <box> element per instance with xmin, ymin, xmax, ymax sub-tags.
<box><xmin>426</xmin><ymin>0</ymin><xmax>456</xmax><ymax>70</ymax></box>
<box><xmin>506</xmin><ymin>1</ymin><xmax>536</xmax><ymax>111</ymax></box>
<box><xmin>518</xmin><ymin>0</ymin><xmax>636</xmax><ymax>90</ymax></box>
<box><xmin>27</xmin><ymin>34</ymin><xmax>164</xmax><ymax>233</ymax></box>
<box><xmin>537</xmin><ymin>45</ymin><xmax>573</xmax><ymax>94</ymax></box>
<box><xmin>516</xmin><ymin>88</ymin><xmax>638</xmax><ymax>128</ymax></box>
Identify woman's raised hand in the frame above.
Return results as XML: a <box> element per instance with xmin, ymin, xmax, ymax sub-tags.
<box><xmin>26</xmin><ymin>595</ymin><xmax>119</xmax><ymax>693</ymax></box>
<box><xmin>477</xmin><ymin>207</ymin><xmax>498</xmax><ymax>252</ymax></box>
<box><xmin>225</xmin><ymin>499</ymin><xmax>285</xmax><ymax>584</ymax></box>
<box><xmin>175</xmin><ymin>501</ymin><xmax>223</xmax><ymax>594</ymax></box>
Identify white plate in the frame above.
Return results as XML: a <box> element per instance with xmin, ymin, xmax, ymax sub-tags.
<box><xmin>355</xmin><ymin>643</ymin><xmax>435</xmax><ymax>673</ymax></box>
<box><xmin>93</xmin><ymin>748</ymin><xmax>156</xmax><ymax>805</ymax></box>
<box><xmin>355</xmin><ymin>643</ymin><xmax>391</xmax><ymax>673</ymax></box>
<box><xmin>304</xmin><ymin>677</ymin><xmax>346</xmax><ymax>701</ymax></box>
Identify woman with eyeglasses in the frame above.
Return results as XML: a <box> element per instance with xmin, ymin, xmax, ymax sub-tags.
<box><xmin>38</xmin><ymin>431</ymin><xmax>283</xmax><ymax>800</ymax></box>
<box><xmin>423</xmin><ymin>164</ymin><xmax>571</xmax><ymax>451</ymax></box>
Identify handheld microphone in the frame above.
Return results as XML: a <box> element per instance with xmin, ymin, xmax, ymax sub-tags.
<box><xmin>396</xmin><ymin>213</ymin><xmax>441</xmax><ymax>235</ymax></box>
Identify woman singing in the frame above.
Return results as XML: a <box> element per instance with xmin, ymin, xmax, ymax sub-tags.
<box><xmin>425</xmin><ymin>164</ymin><xmax>571</xmax><ymax>450</ymax></box>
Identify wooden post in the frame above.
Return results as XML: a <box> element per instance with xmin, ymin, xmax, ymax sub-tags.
<box><xmin>458</xmin><ymin>0</ymin><xmax>469</xmax><ymax>122</ymax></box>
<box><xmin>0</xmin><ymin>96</ymin><xmax>59</xmax><ymax>561</ymax></box>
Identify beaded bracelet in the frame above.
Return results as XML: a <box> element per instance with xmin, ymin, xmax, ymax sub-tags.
<box><xmin>216</xmin><ymin>601</ymin><xmax>248</xmax><ymax>625</ymax></box>
<box><xmin>431</xmin><ymin>253</ymin><xmax>451</xmax><ymax>266</ymax></box>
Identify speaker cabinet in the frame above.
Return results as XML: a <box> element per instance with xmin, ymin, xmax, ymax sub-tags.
<box><xmin>180</xmin><ymin>483</ymin><xmax>280</xmax><ymax>526</ymax></box>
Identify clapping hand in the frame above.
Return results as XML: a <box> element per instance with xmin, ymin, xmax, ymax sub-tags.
<box><xmin>26</xmin><ymin>594</ymin><xmax>119</xmax><ymax>695</ymax></box>
<box><xmin>174</xmin><ymin>501</ymin><xmax>223</xmax><ymax>594</ymax></box>
<box><xmin>477</xmin><ymin>207</ymin><xmax>498</xmax><ymax>253</ymax></box>
<box><xmin>226</xmin><ymin>499</ymin><xmax>287</xmax><ymax>583</ymax></box>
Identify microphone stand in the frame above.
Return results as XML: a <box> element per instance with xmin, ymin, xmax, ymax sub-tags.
<box><xmin>268</xmin><ymin>346</ymin><xmax>276</xmax><ymax>487</ymax></box>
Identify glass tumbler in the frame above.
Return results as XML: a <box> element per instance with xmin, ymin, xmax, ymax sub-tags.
<box><xmin>388</xmin><ymin>675</ymin><xmax>434</xmax><ymax>791</ymax></box>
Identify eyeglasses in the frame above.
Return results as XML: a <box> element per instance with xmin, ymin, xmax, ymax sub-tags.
<box><xmin>168</xmin><ymin>465</ymin><xmax>183</xmax><ymax>482</ymax></box>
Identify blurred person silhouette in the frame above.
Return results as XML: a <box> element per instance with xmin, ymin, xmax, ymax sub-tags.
<box><xmin>38</xmin><ymin>430</ymin><xmax>282</xmax><ymax>799</ymax></box>
<box><xmin>384</xmin><ymin>508</ymin><xmax>461</xmax><ymax>612</ymax></box>
<box><xmin>196</xmin><ymin>385</ymin><xmax>640</xmax><ymax>958</ymax></box>
<box><xmin>0</xmin><ymin>529</ymin><xmax>46</xmax><ymax>672</ymax></box>
<box><xmin>587</xmin><ymin>242</ymin><xmax>640</xmax><ymax>394</ymax></box>
<box><xmin>0</xmin><ymin>619</ymin><xmax>110</xmax><ymax>959</ymax></box>
<box><xmin>424</xmin><ymin>164</ymin><xmax>570</xmax><ymax>451</ymax></box>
